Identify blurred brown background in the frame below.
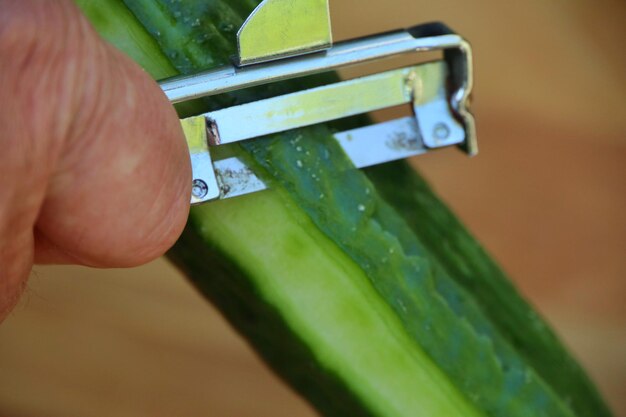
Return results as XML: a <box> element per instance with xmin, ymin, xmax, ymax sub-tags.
<box><xmin>1</xmin><ymin>0</ymin><xmax>624</xmax><ymax>416</ymax></box>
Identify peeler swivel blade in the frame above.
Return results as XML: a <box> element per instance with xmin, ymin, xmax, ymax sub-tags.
<box><xmin>160</xmin><ymin>0</ymin><xmax>476</xmax><ymax>205</ymax></box>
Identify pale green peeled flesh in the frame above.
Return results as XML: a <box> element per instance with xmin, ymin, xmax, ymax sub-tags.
<box><xmin>189</xmin><ymin>188</ymin><xmax>482</xmax><ymax>417</ymax></box>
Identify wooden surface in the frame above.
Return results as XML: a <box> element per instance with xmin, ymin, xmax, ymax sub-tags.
<box><xmin>1</xmin><ymin>1</ymin><xmax>624</xmax><ymax>416</ymax></box>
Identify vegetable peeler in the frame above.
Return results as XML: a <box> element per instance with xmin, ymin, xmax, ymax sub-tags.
<box><xmin>159</xmin><ymin>0</ymin><xmax>476</xmax><ymax>204</ymax></box>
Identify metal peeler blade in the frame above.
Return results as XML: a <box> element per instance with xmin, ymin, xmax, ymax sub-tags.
<box><xmin>159</xmin><ymin>0</ymin><xmax>476</xmax><ymax>205</ymax></box>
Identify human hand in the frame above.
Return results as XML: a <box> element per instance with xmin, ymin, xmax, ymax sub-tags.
<box><xmin>0</xmin><ymin>0</ymin><xmax>192</xmax><ymax>320</ymax></box>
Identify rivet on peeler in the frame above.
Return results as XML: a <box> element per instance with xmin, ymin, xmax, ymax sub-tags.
<box><xmin>192</xmin><ymin>179</ymin><xmax>209</xmax><ymax>199</ymax></box>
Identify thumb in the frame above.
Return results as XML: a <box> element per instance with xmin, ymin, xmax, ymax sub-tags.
<box><xmin>0</xmin><ymin>0</ymin><xmax>191</xmax><ymax>318</ymax></box>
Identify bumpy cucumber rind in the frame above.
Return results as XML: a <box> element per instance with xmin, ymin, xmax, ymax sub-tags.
<box><xmin>365</xmin><ymin>163</ymin><xmax>613</xmax><ymax>417</ymax></box>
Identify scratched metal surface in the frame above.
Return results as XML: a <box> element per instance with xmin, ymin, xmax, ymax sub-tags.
<box><xmin>0</xmin><ymin>1</ymin><xmax>624</xmax><ymax>416</ymax></box>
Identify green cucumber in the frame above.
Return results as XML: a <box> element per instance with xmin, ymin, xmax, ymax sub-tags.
<box><xmin>77</xmin><ymin>1</ymin><xmax>612</xmax><ymax>416</ymax></box>
<box><xmin>365</xmin><ymin>163</ymin><xmax>612</xmax><ymax>417</ymax></box>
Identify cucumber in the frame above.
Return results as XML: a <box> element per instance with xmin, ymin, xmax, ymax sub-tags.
<box><xmin>365</xmin><ymin>163</ymin><xmax>612</xmax><ymax>417</ymax></box>
<box><xmin>77</xmin><ymin>1</ymin><xmax>613</xmax><ymax>416</ymax></box>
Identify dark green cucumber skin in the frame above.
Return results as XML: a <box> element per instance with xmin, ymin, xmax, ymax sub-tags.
<box><xmin>82</xmin><ymin>1</ymin><xmax>612</xmax><ymax>416</ymax></box>
<box><xmin>364</xmin><ymin>163</ymin><xmax>613</xmax><ymax>417</ymax></box>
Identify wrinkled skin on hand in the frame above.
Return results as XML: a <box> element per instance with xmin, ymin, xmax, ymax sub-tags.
<box><xmin>0</xmin><ymin>0</ymin><xmax>191</xmax><ymax>320</ymax></box>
